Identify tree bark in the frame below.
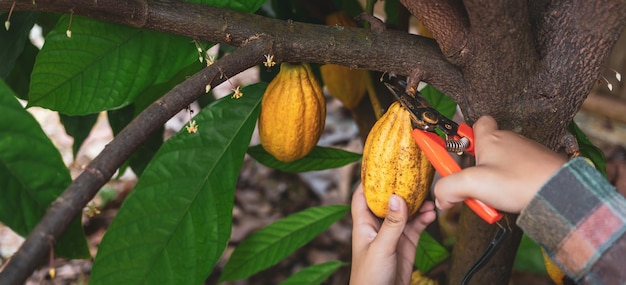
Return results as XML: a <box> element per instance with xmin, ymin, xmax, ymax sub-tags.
<box><xmin>400</xmin><ymin>0</ymin><xmax>626</xmax><ymax>284</ymax></box>
<box><xmin>2</xmin><ymin>1</ymin><xmax>626</xmax><ymax>284</ymax></box>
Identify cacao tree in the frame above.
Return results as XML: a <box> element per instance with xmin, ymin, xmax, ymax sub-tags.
<box><xmin>1</xmin><ymin>0</ymin><xmax>625</xmax><ymax>284</ymax></box>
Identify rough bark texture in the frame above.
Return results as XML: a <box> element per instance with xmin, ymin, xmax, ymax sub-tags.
<box><xmin>2</xmin><ymin>0</ymin><xmax>626</xmax><ymax>284</ymax></box>
<box><xmin>401</xmin><ymin>1</ymin><xmax>626</xmax><ymax>284</ymax></box>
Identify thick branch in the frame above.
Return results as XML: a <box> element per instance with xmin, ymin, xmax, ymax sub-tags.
<box><xmin>533</xmin><ymin>0</ymin><xmax>626</xmax><ymax>117</ymax></box>
<box><xmin>0</xmin><ymin>37</ymin><xmax>272</xmax><ymax>285</ymax></box>
<box><xmin>400</xmin><ymin>0</ymin><xmax>469</xmax><ymax>62</ymax></box>
<box><xmin>0</xmin><ymin>0</ymin><xmax>466</xmax><ymax>100</ymax></box>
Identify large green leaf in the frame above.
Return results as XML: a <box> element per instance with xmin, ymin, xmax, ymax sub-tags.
<box><xmin>90</xmin><ymin>83</ymin><xmax>266</xmax><ymax>285</ymax></box>
<box><xmin>247</xmin><ymin>145</ymin><xmax>362</xmax><ymax>173</ymax></box>
<box><xmin>0</xmin><ymin>12</ymin><xmax>38</xmax><ymax>78</ymax></box>
<box><xmin>106</xmin><ymin>62</ymin><xmax>202</xmax><ymax>176</ymax></box>
<box><xmin>28</xmin><ymin>15</ymin><xmax>197</xmax><ymax>115</ymax></box>
<box><xmin>568</xmin><ymin>121</ymin><xmax>608</xmax><ymax>177</ymax></box>
<box><xmin>414</xmin><ymin>231</ymin><xmax>449</xmax><ymax>273</ymax></box>
<box><xmin>220</xmin><ymin>205</ymin><xmax>350</xmax><ymax>282</ymax></box>
<box><xmin>279</xmin><ymin>261</ymin><xmax>347</xmax><ymax>285</ymax></box>
<box><xmin>0</xmin><ymin>80</ymin><xmax>89</xmax><ymax>258</ymax></box>
<box><xmin>188</xmin><ymin>0</ymin><xmax>266</xmax><ymax>12</ymax></box>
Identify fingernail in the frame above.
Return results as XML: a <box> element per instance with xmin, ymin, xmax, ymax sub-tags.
<box><xmin>389</xmin><ymin>195</ymin><xmax>400</xmax><ymax>211</ymax></box>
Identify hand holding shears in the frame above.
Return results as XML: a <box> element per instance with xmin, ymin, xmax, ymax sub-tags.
<box><xmin>383</xmin><ymin>79</ymin><xmax>513</xmax><ymax>284</ymax></box>
<box><xmin>383</xmin><ymin>80</ymin><xmax>503</xmax><ymax>224</ymax></box>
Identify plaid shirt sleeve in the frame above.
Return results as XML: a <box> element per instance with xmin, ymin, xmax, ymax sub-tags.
<box><xmin>518</xmin><ymin>157</ymin><xmax>626</xmax><ymax>285</ymax></box>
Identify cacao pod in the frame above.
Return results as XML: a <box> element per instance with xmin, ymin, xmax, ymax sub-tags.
<box><xmin>410</xmin><ymin>270</ymin><xmax>438</xmax><ymax>285</ymax></box>
<box><xmin>541</xmin><ymin>248</ymin><xmax>567</xmax><ymax>285</ymax></box>
<box><xmin>320</xmin><ymin>11</ymin><xmax>369</xmax><ymax>110</ymax></box>
<box><xmin>259</xmin><ymin>62</ymin><xmax>326</xmax><ymax>162</ymax></box>
<box><xmin>361</xmin><ymin>102</ymin><xmax>435</xmax><ymax>217</ymax></box>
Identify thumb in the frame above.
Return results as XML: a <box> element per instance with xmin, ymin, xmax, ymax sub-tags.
<box><xmin>372</xmin><ymin>194</ymin><xmax>408</xmax><ymax>253</ymax></box>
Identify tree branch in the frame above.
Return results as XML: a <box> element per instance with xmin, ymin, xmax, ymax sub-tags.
<box><xmin>0</xmin><ymin>36</ymin><xmax>272</xmax><ymax>285</ymax></box>
<box><xmin>0</xmin><ymin>0</ymin><xmax>466</xmax><ymax>100</ymax></box>
<box><xmin>400</xmin><ymin>0</ymin><xmax>469</xmax><ymax>62</ymax></box>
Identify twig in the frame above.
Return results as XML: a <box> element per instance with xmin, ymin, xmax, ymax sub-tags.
<box><xmin>0</xmin><ymin>36</ymin><xmax>272</xmax><ymax>285</ymax></box>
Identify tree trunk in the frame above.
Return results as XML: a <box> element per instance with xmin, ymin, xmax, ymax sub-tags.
<box><xmin>400</xmin><ymin>0</ymin><xmax>626</xmax><ymax>284</ymax></box>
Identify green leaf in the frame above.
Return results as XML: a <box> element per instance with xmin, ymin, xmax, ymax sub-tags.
<box><xmin>279</xmin><ymin>261</ymin><xmax>347</xmax><ymax>285</ymax></box>
<box><xmin>384</xmin><ymin>0</ymin><xmax>400</xmax><ymax>27</ymax></box>
<box><xmin>414</xmin><ymin>231</ymin><xmax>449</xmax><ymax>273</ymax></box>
<box><xmin>0</xmin><ymin>12</ymin><xmax>38</xmax><ymax>78</ymax></box>
<box><xmin>59</xmin><ymin>113</ymin><xmax>99</xmax><ymax>158</ymax></box>
<box><xmin>514</xmin><ymin>234</ymin><xmax>546</xmax><ymax>274</ymax></box>
<box><xmin>247</xmin><ymin>145</ymin><xmax>362</xmax><ymax>173</ymax></box>
<box><xmin>421</xmin><ymin>85</ymin><xmax>457</xmax><ymax>120</ymax></box>
<box><xmin>107</xmin><ymin>105</ymin><xmax>164</xmax><ymax>177</ymax></box>
<box><xmin>220</xmin><ymin>205</ymin><xmax>350</xmax><ymax>282</ymax></box>
<box><xmin>5</xmin><ymin>40</ymin><xmax>38</xmax><ymax>100</ymax></box>
<box><xmin>187</xmin><ymin>0</ymin><xmax>266</xmax><ymax>13</ymax></box>
<box><xmin>90</xmin><ymin>83</ymin><xmax>266</xmax><ymax>285</ymax></box>
<box><xmin>28</xmin><ymin>15</ymin><xmax>197</xmax><ymax>115</ymax></box>
<box><xmin>0</xmin><ymin>80</ymin><xmax>89</xmax><ymax>259</ymax></box>
<box><xmin>567</xmin><ymin>121</ymin><xmax>607</xmax><ymax>178</ymax></box>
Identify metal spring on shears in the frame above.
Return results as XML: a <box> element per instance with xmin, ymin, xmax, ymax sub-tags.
<box><xmin>446</xmin><ymin>137</ymin><xmax>470</xmax><ymax>153</ymax></box>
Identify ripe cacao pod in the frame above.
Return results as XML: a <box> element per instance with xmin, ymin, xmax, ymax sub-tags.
<box><xmin>361</xmin><ymin>102</ymin><xmax>435</xmax><ymax>217</ymax></box>
<box><xmin>410</xmin><ymin>270</ymin><xmax>438</xmax><ymax>285</ymax></box>
<box><xmin>541</xmin><ymin>248</ymin><xmax>567</xmax><ymax>285</ymax></box>
<box><xmin>320</xmin><ymin>11</ymin><xmax>369</xmax><ymax>110</ymax></box>
<box><xmin>259</xmin><ymin>62</ymin><xmax>326</xmax><ymax>162</ymax></box>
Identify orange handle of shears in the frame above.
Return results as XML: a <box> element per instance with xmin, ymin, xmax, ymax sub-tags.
<box><xmin>411</xmin><ymin>125</ymin><xmax>503</xmax><ymax>224</ymax></box>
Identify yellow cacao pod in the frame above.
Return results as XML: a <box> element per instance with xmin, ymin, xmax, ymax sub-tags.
<box><xmin>410</xmin><ymin>270</ymin><xmax>438</xmax><ymax>285</ymax></box>
<box><xmin>320</xmin><ymin>11</ymin><xmax>369</xmax><ymax>110</ymax></box>
<box><xmin>320</xmin><ymin>65</ymin><xmax>368</xmax><ymax>110</ymax></box>
<box><xmin>416</xmin><ymin>20</ymin><xmax>434</xmax><ymax>39</ymax></box>
<box><xmin>259</xmin><ymin>62</ymin><xmax>326</xmax><ymax>162</ymax></box>
<box><xmin>541</xmin><ymin>248</ymin><xmax>566</xmax><ymax>285</ymax></box>
<box><xmin>361</xmin><ymin>102</ymin><xmax>435</xmax><ymax>218</ymax></box>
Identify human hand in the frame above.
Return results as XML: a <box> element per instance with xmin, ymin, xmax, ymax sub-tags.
<box><xmin>350</xmin><ymin>184</ymin><xmax>436</xmax><ymax>285</ymax></box>
<box><xmin>434</xmin><ymin>116</ymin><xmax>568</xmax><ymax>213</ymax></box>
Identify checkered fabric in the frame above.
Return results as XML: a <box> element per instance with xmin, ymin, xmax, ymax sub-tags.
<box><xmin>518</xmin><ymin>158</ymin><xmax>626</xmax><ymax>285</ymax></box>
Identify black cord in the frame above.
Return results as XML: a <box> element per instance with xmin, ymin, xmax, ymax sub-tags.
<box><xmin>460</xmin><ymin>226</ymin><xmax>509</xmax><ymax>285</ymax></box>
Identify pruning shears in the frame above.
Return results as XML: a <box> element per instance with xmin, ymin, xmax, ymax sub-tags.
<box><xmin>383</xmin><ymin>80</ymin><xmax>503</xmax><ymax>224</ymax></box>
<box><xmin>384</xmin><ymin>79</ymin><xmax>510</xmax><ymax>284</ymax></box>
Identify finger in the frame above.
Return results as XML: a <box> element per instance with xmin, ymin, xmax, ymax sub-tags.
<box><xmin>433</xmin><ymin>167</ymin><xmax>488</xmax><ymax>210</ymax></box>
<box><xmin>371</xmin><ymin>194</ymin><xmax>408</xmax><ymax>255</ymax></box>
<box><xmin>473</xmin><ymin>115</ymin><xmax>499</xmax><ymax>137</ymax></box>
<box><xmin>351</xmin><ymin>185</ymin><xmax>379</xmax><ymax>248</ymax></box>
<box><xmin>403</xmin><ymin>201</ymin><xmax>436</xmax><ymax>244</ymax></box>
